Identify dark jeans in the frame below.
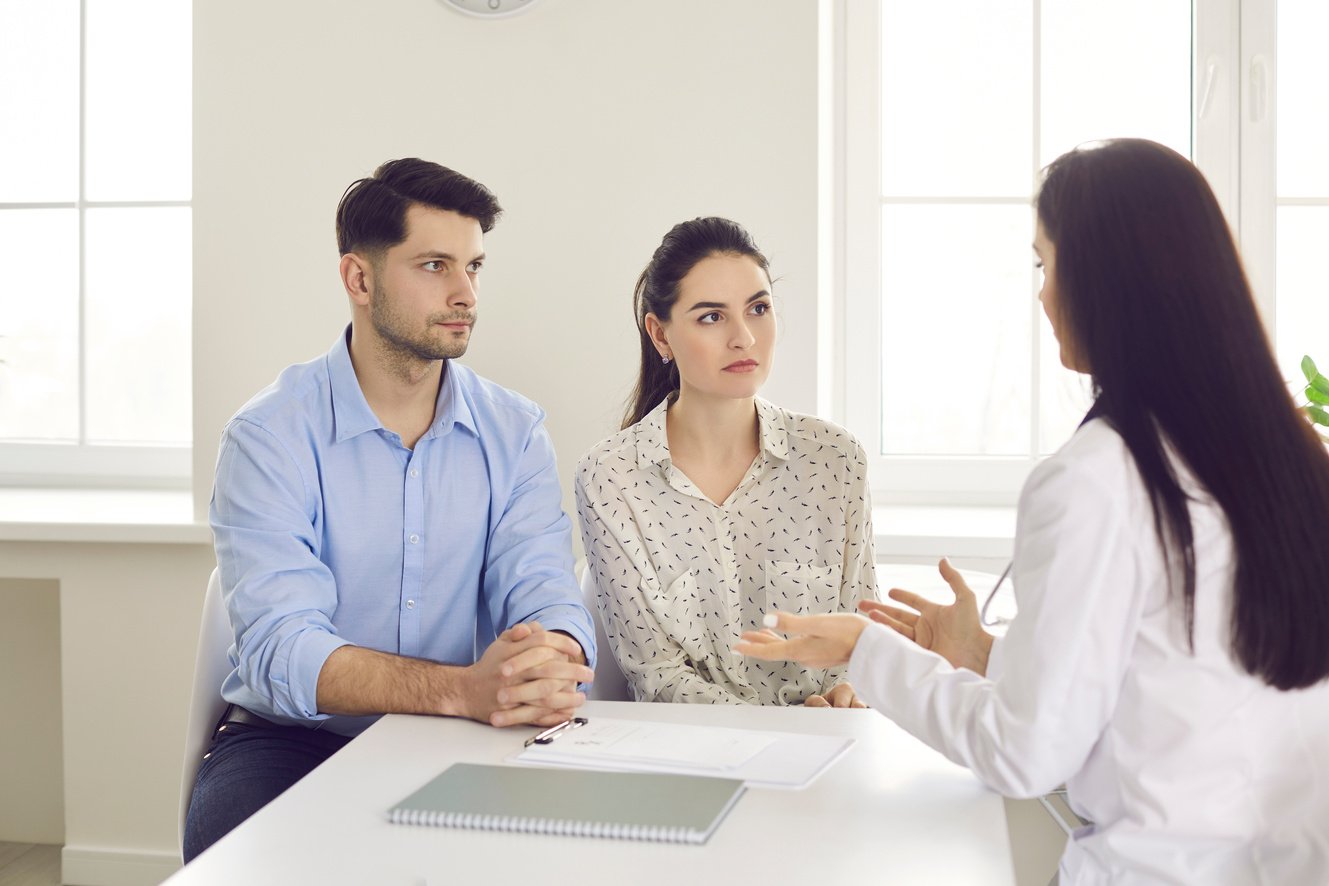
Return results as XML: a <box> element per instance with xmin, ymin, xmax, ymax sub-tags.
<box><xmin>182</xmin><ymin>711</ymin><xmax>352</xmax><ymax>863</ymax></box>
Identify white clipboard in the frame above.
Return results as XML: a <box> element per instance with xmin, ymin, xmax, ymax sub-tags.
<box><xmin>508</xmin><ymin>717</ymin><xmax>854</xmax><ymax>790</ymax></box>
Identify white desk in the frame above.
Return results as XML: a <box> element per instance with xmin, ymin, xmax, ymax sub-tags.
<box><xmin>168</xmin><ymin>701</ymin><xmax>1015</xmax><ymax>885</ymax></box>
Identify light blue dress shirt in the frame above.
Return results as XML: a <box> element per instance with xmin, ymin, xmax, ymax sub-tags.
<box><xmin>211</xmin><ymin>327</ymin><xmax>594</xmax><ymax>736</ymax></box>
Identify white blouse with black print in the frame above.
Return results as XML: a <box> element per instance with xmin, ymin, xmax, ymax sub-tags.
<box><xmin>575</xmin><ymin>397</ymin><xmax>878</xmax><ymax>705</ymax></box>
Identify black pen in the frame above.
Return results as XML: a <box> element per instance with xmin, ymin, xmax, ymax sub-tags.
<box><xmin>523</xmin><ymin>716</ymin><xmax>589</xmax><ymax>747</ymax></box>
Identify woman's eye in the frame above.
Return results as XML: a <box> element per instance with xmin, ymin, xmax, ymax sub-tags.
<box><xmin>699</xmin><ymin>312</ymin><xmax>722</xmax><ymax>324</ymax></box>
<box><xmin>751</xmin><ymin>302</ymin><xmax>771</xmax><ymax>316</ymax></box>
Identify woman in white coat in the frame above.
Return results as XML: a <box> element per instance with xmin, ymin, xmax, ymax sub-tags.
<box><xmin>737</xmin><ymin>139</ymin><xmax>1329</xmax><ymax>884</ymax></box>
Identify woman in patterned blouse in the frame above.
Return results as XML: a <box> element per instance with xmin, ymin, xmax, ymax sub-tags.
<box><xmin>574</xmin><ymin>217</ymin><xmax>879</xmax><ymax>705</ymax></box>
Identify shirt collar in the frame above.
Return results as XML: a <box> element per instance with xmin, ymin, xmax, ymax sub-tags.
<box><xmin>635</xmin><ymin>396</ymin><xmax>673</xmax><ymax>470</ymax></box>
<box><xmin>755</xmin><ymin>397</ymin><xmax>790</xmax><ymax>462</ymax></box>
<box><xmin>634</xmin><ymin>395</ymin><xmax>790</xmax><ymax>469</ymax></box>
<box><xmin>328</xmin><ymin>325</ymin><xmax>477</xmax><ymax>443</ymax></box>
<box><xmin>426</xmin><ymin>359</ymin><xmax>477</xmax><ymax>440</ymax></box>
<box><xmin>328</xmin><ymin>326</ymin><xmax>384</xmax><ymax>442</ymax></box>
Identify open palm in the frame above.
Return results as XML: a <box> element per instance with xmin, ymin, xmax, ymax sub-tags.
<box><xmin>858</xmin><ymin>559</ymin><xmax>994</xmax><ymax>676</ymax></box>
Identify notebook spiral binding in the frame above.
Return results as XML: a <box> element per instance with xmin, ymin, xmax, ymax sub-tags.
<box><xmin>389</xmin><ymin>808</ymin><xmax>702</xmax><ymax>843</ymax></box>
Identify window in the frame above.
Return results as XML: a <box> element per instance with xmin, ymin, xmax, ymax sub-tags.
<box><xmin>1273</xmin><ymin>1</ymin><xmax>1329</xmax><ymax>379</ymax></box>
<box><xmin>838</xmin><ymin>0</ymin><xmax>1300</xmax><ymax>505</ymax></box>
<box><xmin>0</xmin><ymin>0</ymin><xmax>191</xmax><ymax>487</ymax></box>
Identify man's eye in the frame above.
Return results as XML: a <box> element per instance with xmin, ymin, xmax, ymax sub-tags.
<box><xmin>467</xmin><ymin>261</ymin><xmax>483</xmax><ymax>273</ymax></box>
<box><xmin>424</xmin><ymin>261</ymin><xmax>444</xmax><ymax>272</ymax></box>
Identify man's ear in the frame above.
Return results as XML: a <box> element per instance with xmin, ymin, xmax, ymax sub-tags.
<box><xmin>340</xmin><ymin>253</ymin><xmax>373</xmax><ymax>306</ymax></box>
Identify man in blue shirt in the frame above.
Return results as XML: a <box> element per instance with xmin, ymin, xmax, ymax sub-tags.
<box><xmin>184</xmin><ymin>159</ymin><xmax>596</xmax><ymax>861</ymax></box>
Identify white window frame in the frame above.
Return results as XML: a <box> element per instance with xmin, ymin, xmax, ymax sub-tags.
<box><xmin>833</xmin><ymin>0</ymin><xmax>1277</xmax><ymax>506</ymax></box>
<box><xmin>0</xmin><ymin>0</ymin><xmax>191</xmax><ymax>490</ymax></box>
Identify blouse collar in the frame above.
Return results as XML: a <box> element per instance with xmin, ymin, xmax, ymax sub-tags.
<box><xmin>634</xmin><ymin>395</ymin><xmax>790</xmax><ymax>470</ymax></box>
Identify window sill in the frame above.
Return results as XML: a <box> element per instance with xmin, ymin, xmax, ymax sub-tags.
<box><xmin>0</xmin><ymin>487</ymin><xmax>211</xmax><ymax>544</ymax></box>
<box><xmin>874</xmin><ymin>505</ymin><xmax>1016</xmax><ymax>561</ymax></box>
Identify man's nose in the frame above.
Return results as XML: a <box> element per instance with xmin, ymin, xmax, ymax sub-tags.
<box><xmin>450</xmin><ymin>273</ymin><xmax>477</xmax><ymax>308</ymax></box>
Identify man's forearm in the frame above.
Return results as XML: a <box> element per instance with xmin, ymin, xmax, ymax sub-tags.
<box><xmin>315</xmin><ymin>645</ymin><xmax>468</xmax><ymax>718</ymax></box>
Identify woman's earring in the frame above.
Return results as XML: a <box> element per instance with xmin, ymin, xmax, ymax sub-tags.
<box><xmin>661</xmin><ymin>354</ymin><xmax>672</xmax><ymax>365</ymax></box>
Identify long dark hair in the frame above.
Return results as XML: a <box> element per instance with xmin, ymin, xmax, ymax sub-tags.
<box><xmin>1037</xmin><ymin>138</ymin><xmax>1329</xmax><ymax>690</ymax></box>
<box><xmin>622</xmin><ymin>217</ymin><xmax>772</xmax><ymax>429</ymax></box>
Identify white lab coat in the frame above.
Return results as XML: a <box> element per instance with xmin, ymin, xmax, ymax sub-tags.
<box><xmin>849</xmin><ymin>418</ymin><xmax>1329</xmax><ymax>885</ymax></box>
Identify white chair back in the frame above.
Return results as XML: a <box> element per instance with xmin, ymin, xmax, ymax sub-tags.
<box><xmin>580</xmin><ymin>568</ymin><xmax>632</xmax><ymax>701</ymax></box>
<box><xmin>178</xmin><ymin>567</ymin><xmax>233</xmax><ymax>855</ymax></box>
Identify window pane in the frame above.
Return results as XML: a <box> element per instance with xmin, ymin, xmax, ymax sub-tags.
<box><xmin>0</xmin><ymin>0</ymin><xmax>79</xmax><ymax>201</ymax></box>
<box><xmin>881</xmin><ymin>1</ymin><xmax>1032</xmax><ymax>197</ymax></box>
<box><xmin>0</xmin><ymin>210</ymin><xmax>79</xmax><ymax>441</ymax></box>
<box><xmin>1040</xmin><ymin>0</ymin><xmax>1192</xmax><ymax>166</ymax></box>
<box><xmin>1278</xmin><ymin>1</ymin><xmax>1329</xmax><ymax>197</ymax></box>
<box><xmin>84</xmin><ymin>0</ymin><xmax>191</xmax><ymax>201</ymax></box>
<box><xmin>881</xmin><ymin>205</ymin><xmax>1032</xmax><ymax>455</ymax></box>
<box><xmin>1274</xmin><ymin>207</ymin><xmax>1329</xmax><ymax>388</ymax></box>
<box><xmin>84</xmin><ymin>207</ymin><xmax>191</xmax><ymax>444</ymax></box>
<box><xmin>1038</xmin><ymin>318</ymin><xmax>1095</xmax><ymax>454</ymax></box>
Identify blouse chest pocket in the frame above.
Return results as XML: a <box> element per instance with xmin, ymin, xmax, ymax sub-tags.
<box><xmin>763</xmin><ymin>560</ymin><xmax>843</xmax><ymax>616</ymax></box>
<box><xmin>644</xmin><ymin>570</ymin><xmax>715</xmax><ymax>665</ymax></box>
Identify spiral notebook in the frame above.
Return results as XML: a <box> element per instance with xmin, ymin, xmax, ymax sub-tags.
<box><xmin>387</xmin><ymin>762</ymin><xmax>745</xmax><ymax>844</ymax></box>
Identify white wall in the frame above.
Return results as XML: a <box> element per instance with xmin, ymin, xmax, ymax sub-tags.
<box><xmin>192</xmin><ymin>0</ymin><xmax>823</xmax><ymax>532</ymax></box>
<box><xmin>0</xmin><ymin>579</ymin><xmax>63</xmax><ymax>844</ymax></box>
<box><xmin>0</xmin><ymin>542</ymin><xmax>214</xmax><ymax>885</ymax></box>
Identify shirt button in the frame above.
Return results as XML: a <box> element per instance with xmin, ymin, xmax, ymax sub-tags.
<box><xmin>409</xmin><ymin>468</ymin><xmax>419</xmax><ymax>478</ymax></box>
<box><xmin>409</xmin><ymin>533</ymin><xmax>420</xmax><ymax>544</ymax></box>
<box><xmin>406</xmin><ymin>599</ymin><xmax>415</xmax><ymax>610</ymax></box>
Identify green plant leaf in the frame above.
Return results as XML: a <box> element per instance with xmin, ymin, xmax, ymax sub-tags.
<box><xmin>1313</xmin><ymin>374</ymin><xmax>1329</xmax><ymax>397</ymax></box>
<box><xmin>1308</xmin><ymin>405</ymin><xmax>1329</xmax><ymax>428</ymax></box>
<box><xmin>1308</xmin><ymin>386</ymin><xmax>1329</xmax><ymax>406</ymax></box>
<box><xmin>1305</xmin><ymin>355</ymin><xmax>1319</xmax><ymax>382</ymax></box>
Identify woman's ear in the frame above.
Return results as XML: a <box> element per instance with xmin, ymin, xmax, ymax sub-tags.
<box><xmin>644</xmin><ymin>313</ymin><xmax>672</xmax><ymax>360</ymax></box>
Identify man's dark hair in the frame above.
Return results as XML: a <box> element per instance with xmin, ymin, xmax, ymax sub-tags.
<box><xmin>335</xmin><ymin>158</ymin><xmax>503</xmax><ymax>257</ymax></box>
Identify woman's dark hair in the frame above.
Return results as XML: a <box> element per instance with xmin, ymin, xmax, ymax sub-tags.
<box><xmin>622</xmin><ymin>217</ymin><xmax>772</xmax><ymax>429</ymax></box>
<box><xmin>1036</xmin><ymin>138</ymin><xmax>1329</xmax><ymax>690</ymax></box>
<box><xmin>335</xmin><ymin>158</ymin><xmax>502</xmax><ymax>258</ymax></box>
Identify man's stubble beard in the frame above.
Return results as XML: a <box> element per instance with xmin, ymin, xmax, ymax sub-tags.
<box><xmin>369</xmin><ymin>283</ymin><xmax>476</xmax><ymax>363</ymax></box>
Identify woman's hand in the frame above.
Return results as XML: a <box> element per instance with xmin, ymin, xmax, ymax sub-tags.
<box><xmin>734</xmin><ymin>612</ymin><xmax>871</xmax><ymax>669</ymax></box>
<box><xmin>805</xmin><ymin>681</ymin><xmax>867</xmax><ymax>708</ymax></box>
<box><xmin>858</xmin><ymin>558</ymin><xmax>994</xmax><ymax>676</ymax></box>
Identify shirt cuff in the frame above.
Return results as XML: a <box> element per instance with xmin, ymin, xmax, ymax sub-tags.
<box><xmin>531</xmin><ymin>603</ymin><xmax>596</xmax><ymax>669</ymax></box>
<box><xmin>281</xmin><ymin>630</ymin><xmax>355</xmax><ymax>719</ymax></box>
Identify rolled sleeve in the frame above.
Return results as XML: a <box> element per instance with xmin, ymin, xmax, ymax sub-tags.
<box><xmin>212</xmin><ymin>419</ymin><xmax>352</xmax><ymax>721</ymax></box>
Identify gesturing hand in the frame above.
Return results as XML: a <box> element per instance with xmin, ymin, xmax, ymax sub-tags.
<box><xmin>858</xmin><ymin>558</ymin><xmax>994</xmax><ymax>676</ymax></box>
<box><xmin>734</xmin><ymin>612</ymin><xmax>871</xmax><ymax>669</ymax></box>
